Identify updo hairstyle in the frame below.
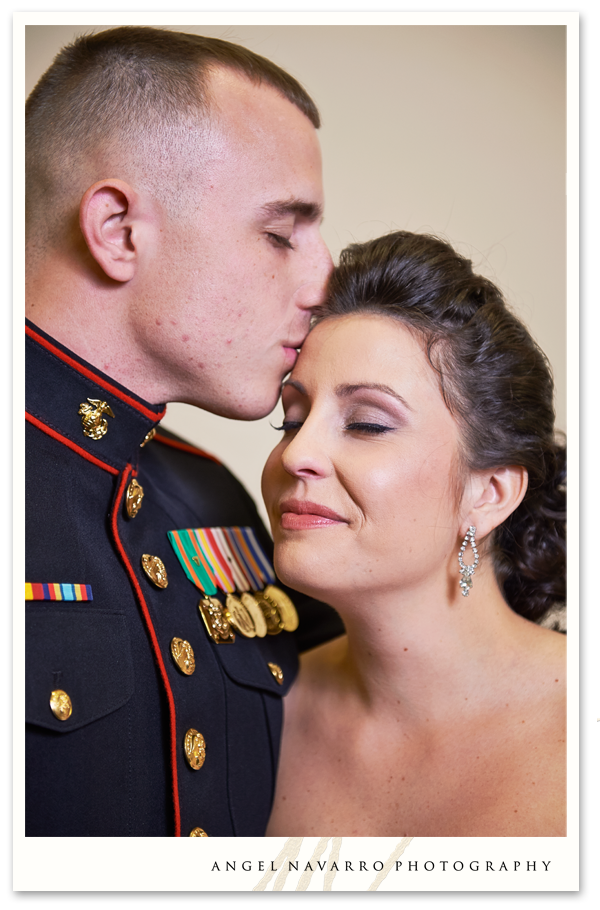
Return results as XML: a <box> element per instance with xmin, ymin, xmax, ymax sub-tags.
<box><xmin>316</xmin><ymin>231</ymin><xmax>565</xmax><ymax>624</ymax></box>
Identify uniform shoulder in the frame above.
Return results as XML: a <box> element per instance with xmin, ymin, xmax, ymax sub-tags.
<box><xmin>152</xmin><ymin>428</ymin><xmax>222</xmax><ymax>465</ymax></box>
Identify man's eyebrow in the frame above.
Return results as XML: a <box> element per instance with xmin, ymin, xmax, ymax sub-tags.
<box><xmin>259</xmin><ymin>199</ymin><xmax>323</xmax><ymax>222</ymax></box>
<box><xmin>336</xmin><ymin>383</ymin><xmax>413</xmax><ymax>411</ymax></box>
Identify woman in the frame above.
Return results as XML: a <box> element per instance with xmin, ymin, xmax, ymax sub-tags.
<box><xmin>262</xmin><ymin>231</ymin><xmax>566</xmax><ymax>837</ymax></box>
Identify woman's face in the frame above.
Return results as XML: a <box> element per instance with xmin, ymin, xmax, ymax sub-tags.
<box><xmin>262</xmin><ymin>314</ymin><xmax>468</xmax><ymax>603</ymax></box>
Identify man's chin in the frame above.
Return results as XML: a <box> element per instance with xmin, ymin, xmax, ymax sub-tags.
<box><xmin>194</xmin><ymin>393</ymin><xmax>280</xmax><ymax>422</ymax></box>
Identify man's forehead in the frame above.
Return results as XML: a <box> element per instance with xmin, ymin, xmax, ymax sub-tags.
<box><xmin>206</xmin><ymin>66</ymin><xmax>317</xmax><ymax>137</ymax></box>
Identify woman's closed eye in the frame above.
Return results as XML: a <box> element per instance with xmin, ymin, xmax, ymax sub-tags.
<box><xmin>345</xmin><ymin>422</ymin><xmax>394</xmax><ymax>435</ymax></box>
<box><xmin>272</xmin><ymin>419</ymin><xmax>394</xmax><ymax>435</ymax></box>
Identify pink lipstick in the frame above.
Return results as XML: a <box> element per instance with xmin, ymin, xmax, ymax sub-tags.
<box><xmin>279</xmin><ymin>499</ymin><xmax>347</xmax><ymax>530</ymax></box>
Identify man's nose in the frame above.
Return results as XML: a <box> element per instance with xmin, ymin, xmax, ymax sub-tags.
<box><xmin>297</xmin><ymin>237</ymin><xmax>334</xmax><ymax>310</ymax></box>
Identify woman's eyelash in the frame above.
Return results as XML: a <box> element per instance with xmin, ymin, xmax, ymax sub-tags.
<box><xmin>272</xmin><ymin>421</ymin><xmax>303</xmax><ymax>432</ymax></box>
<box><xmin>345</xmin><ymin>422</ymin><xmax>393</xmax><ymax>434</ymax></box>
<box><xmin>267</xmin><ymin>233</ymin><xmax>294</xmax><ymax>250</ymax></box>
<box><xmin>272</xmin><ymin>421</ymin><xmax>393</xmax><ymax>435</ymax></box>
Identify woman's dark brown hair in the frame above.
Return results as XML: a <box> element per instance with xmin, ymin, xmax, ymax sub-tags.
<box><xmin>318</xmin><ymin>231</ymin><xmax>565</xmax><ymax>623</ymax></box>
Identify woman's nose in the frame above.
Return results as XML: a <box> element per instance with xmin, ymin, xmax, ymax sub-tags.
<box><xmin>280</xmin><ymin>420</ymin><xmax>331</xmax><ymax>480</ymax></box>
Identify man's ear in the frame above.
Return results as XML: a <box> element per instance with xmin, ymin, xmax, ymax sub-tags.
<box><xmin>79</xmin><ymin>180</ymin><xmax>143</xmax><ymax>282</ymax></box>
<box><xmin>462</xmin><ymin>465</ymin><xmax>528</xmax><ymax>540</ymax></box>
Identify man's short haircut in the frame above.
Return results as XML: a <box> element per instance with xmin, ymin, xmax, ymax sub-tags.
<box><xmin>26</xmin><ymin>26</ymin><xmax>320</xmax><ymax>241</ymax></box>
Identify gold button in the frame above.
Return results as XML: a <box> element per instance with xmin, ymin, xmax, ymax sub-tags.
<box><xmin>125</xmin><ymin>478</ymin><xmax>144</xmax><ymax>518</ymax></box>
<box><xmin>140</xmin><ymin>427</ymin><xmax>156</xmax><ymax>447</ymax></box>
<box><xmin>189</xmin><ymin>827</ymin><xmax>208</xmax><ymax>837</ymax></box>
<box><xmin>50</xmin><ymin>689</ymin><xmax>72</xmax><ymax>721</ymax></box>
<box><xmin>171</xmin><ymin>637</ymin><xmax>196</xmax><ymax>675</ymax></box>
<box><xmin>141</xmin><ymin>554</ymin><xmax>168</xmax><ymax>588</ymax></box>
<box><xmin>184</xmin><ymin>729</ymin><xmax>206</xmax><ymax>770</ymax></box>
<box><xmin>267</xmin><ymin>662</ymin><xmax>284</xmax><ymax>685</ymax></box>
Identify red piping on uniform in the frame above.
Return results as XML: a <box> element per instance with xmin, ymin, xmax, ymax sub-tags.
<box><xmin>154</xmin><ymin>433</ymin><xmax>222</xmax><ymax>465</ymax></box>
<box><xmin>26</xmin><ymin>325</ymin><xmax>166</xmax><ymax>423</ymax></box>
<box><xmin>110</xmin><ymin>465</ymin><xmax>181</xmax><ymax>837</ymax></box>
<box><xmin>26</xmin><ymin>411</ymin><xmax>120</xmax><ymax>475</ymax></box>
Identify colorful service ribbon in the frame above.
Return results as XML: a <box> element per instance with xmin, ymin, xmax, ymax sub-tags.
<box><xmin>26</xmin><ymin>583</ymin><xmax>93</xmax><ymax>602</ymax></box>
<box><xmin>167</xmin><ymin>526</ymin><xmax>275</xmax><ymax>594</ymax></box>
<box><xmin>167</xmin><ymin>529</ymin><xmax>218</xmax><ymax>595</ymax></box>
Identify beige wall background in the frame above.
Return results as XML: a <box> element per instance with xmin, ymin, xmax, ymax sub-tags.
<box><xmin>26</xmin><ymin>24</ymin><xmax>566</xmax><ymax>526</ymax></box>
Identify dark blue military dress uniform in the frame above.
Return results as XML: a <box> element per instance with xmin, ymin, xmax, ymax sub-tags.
<box><xmin>25</xmin><ymin>319</ymin><xmax>342</xmax><ymax>837</ymax></box>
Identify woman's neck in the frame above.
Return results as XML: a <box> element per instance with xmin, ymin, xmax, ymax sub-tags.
<box><xmin>310</xmin><ymin>560</ymin><xmax>541</xmax><ymax>723</ymax></box>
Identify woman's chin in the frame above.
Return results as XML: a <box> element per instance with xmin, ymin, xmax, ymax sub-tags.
<box><xmin>274</xmin><ymin>554</ymin><xmax>337</xmax><ymax>604</ymax></box>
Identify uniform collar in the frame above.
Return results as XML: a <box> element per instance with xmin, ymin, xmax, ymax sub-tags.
<box><xmin>26</xmin><ymin>319</ymin><xmax>166</xmax><ymax>473</ymax></box>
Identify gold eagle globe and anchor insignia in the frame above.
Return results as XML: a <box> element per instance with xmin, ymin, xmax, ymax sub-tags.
<box><xmin>78</xmin><ymin>398</ymin><xmax>115</xmax><ymax>440</ymax></box>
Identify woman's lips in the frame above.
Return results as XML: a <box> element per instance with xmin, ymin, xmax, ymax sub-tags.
<box><xmin>279</xmin><ymin>499</ymin><xmax>348</xmax><ymax>530</ymax></box>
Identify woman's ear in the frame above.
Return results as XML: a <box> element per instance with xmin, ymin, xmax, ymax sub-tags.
<box><xmin>79</xmin><ymin>179</ymin><xmax>141</xmax><ymax>282</ymax></box>
<box><xmin>462</xmin><ymin>465</ymin><xmax>528</xmax><ymax>539</ymax></box>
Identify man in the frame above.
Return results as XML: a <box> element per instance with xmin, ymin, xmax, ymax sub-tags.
<box><xmin>25</xmin><ymin>26</ymin><xmax>341</xmax><ymax>837</ymax></box>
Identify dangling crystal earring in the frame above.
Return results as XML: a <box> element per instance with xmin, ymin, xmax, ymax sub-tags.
<box><xmin>458</xmin><ymin>526</ymin><xmax>479</xmax><ymax>597</ymax></box>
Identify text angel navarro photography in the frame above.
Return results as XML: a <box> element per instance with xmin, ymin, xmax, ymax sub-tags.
<box><xmin>211</xmin><ymin>859</ymin><xmax>553</xmax><ymax>874</ymax></box>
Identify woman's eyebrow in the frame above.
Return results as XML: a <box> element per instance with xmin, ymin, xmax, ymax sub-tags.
<box><xmin>335</xmin><ymin>383</ymin><xmax>413</xmax><ymax>411</ymax></box>
<box><xmin>281</xmin><ymin>378</ymin><xmax>307</xmax><ymax>395</ymax></box>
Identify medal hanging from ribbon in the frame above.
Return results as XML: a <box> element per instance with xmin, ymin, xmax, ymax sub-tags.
<box><xmin>167</xmin><ymin>526</ymin><xmax>298</xmax><ymax>643</ymax></box>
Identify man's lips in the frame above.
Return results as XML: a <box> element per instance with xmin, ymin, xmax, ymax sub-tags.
<box><xmin>279</xmin><ymin>499</ymin><xmax>348</xmax><ymax>530</ymax></box>
<box><xmin>282</xmin><ymin>345</ymin><xmax>300</xmax><ymax>368</ymax></box>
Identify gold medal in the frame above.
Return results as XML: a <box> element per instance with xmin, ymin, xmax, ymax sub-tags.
<box><xmin>224</xmin><ymin>593</ymin><xmax>256</xmax><ymax>638</ymax></box>
<box><xmin>255</xmin><ymin>593</ymin><xmax>284</xmax><ymax>635</ymax></box>
<box><xmin>198</xmin><ymin>596</ymin><xmax>235</xmax><ymax>644</ymax></box>
<box><xmin>241</xmin><ymin>592</ymin><xmax>267</xmax><ymax>638</ymax></box>
<box><xmin>262</xmin><ymin>585</ymin><xmax>299</xmax><ymax>632</ymax></box>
